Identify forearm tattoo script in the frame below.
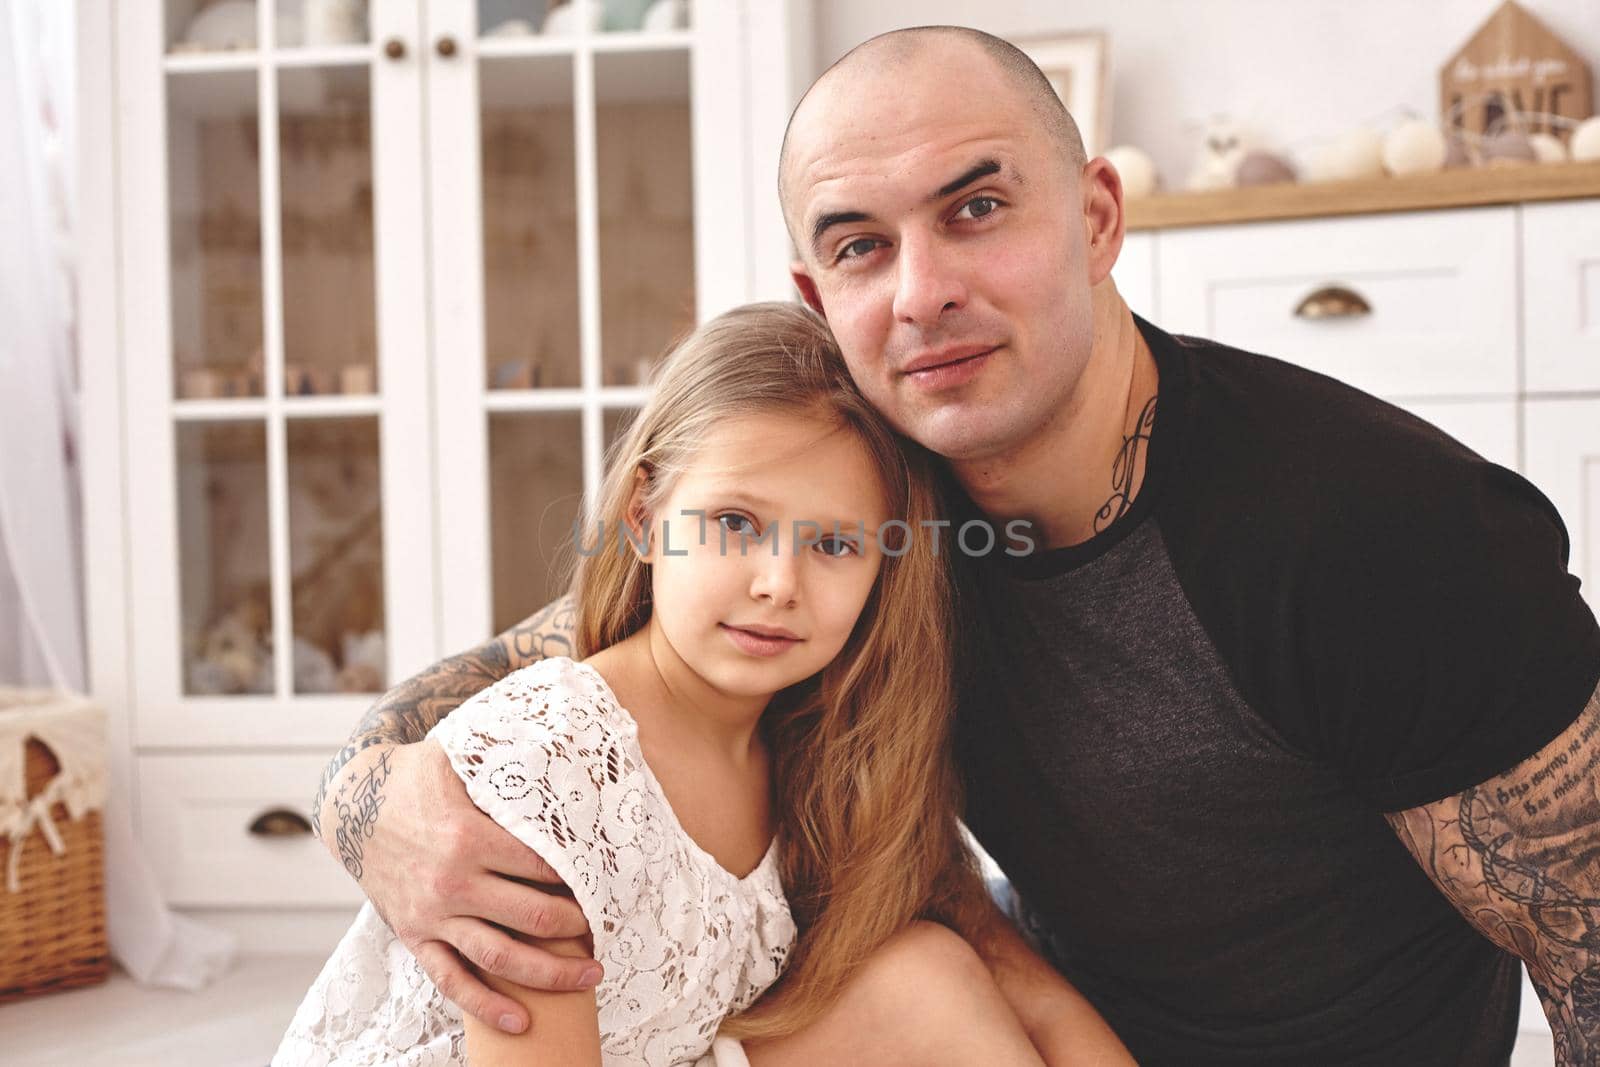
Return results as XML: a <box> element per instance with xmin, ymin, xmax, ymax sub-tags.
<box><xmin>1385</xmin><ymin>681</ymin><xmax>1600</xmax><ymax>1066</ymax></box>
<box><xmin>1094</xmin><ymin>395</ymin><xmax>1157</xmax><ymax>535</ymax></box>
<box><xmin>334</xmin><ymin>748</ymin><xmax>393</xmax><ymax>880</ymax></box>
<box><xmin>309</xmin><ymin>595</ymin><xmax>578</xmax><ymax>845</ymax></box>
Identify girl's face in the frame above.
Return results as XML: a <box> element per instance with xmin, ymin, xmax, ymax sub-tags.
<box><xmin>638</xmin><ymin>411</ymin><xmax>891</xmax><ymax>699</ymax></box>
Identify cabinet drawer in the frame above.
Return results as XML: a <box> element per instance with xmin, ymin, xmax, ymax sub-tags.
<box><xmin>1158</xmin><ymin>208</ymin><xmax>1517</xmax><ymax>400</ymax></box>
<box><xmin>1523</xmin><ymin>201</ymin><xmax>1600</xmax><ymax>394</ymax></box>
<box><xmin>1524</xmin><ymin>398</ymin><xmax>1600</xmax><ymax>620</ymax></box>
<box><xmin>138</xmin><ymin>753</ymin><xmax>363</xmax><ymax>908</ymax></box>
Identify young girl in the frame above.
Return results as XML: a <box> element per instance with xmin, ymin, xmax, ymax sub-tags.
<box><xmin>274</xmin><ymin>303</ymin><xmax>1129</xmax><ymax>1066</ymax></box>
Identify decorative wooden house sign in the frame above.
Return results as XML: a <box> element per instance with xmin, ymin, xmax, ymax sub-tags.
<box><xmin>1441</xmin><ymin>1</ymin><xmax>1592</xmax><ymax>144</ymax></box>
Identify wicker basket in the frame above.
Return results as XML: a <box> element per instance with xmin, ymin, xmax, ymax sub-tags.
<box><xmin>0</xmin><ymin>691</ymin><xmax>111</xmax><ymax>1002</ymax></box>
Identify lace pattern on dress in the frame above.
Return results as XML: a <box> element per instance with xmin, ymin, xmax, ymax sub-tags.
<box><xmin>273</xmin><ymin>657</ymin><xmax>794</xmax><ymax>1067</ymax></box>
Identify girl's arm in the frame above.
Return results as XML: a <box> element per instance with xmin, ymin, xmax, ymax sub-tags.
<box><xmin>463</xmin><ymin>935</ymin><xmax>603</xmax><ymax>1067</ymax></box>
<box><xmin>976</xmin><ymin>905</ymin><xmax>1136</xmax><ymax>1067</ymax></box>
<box><xmin>311</xmin><ymin>597</ymin><xmax>596</xmax><ymax>1035</ymax></box>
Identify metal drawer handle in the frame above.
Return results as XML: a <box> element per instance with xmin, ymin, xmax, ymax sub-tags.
<box><xmin>249</xmin><ymin>808</ymin><xmax>313</xmax><ymax>837</ymax></box>
<box><xmin>1295</xmin><ymin>285</ymin><xmax>1371</xmax><ymax>320</ymax></box>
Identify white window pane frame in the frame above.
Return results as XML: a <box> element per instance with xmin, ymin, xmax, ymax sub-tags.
<box><xmin>427</xmin><ymin>0</ymin><xmax>780</xmax><ymax>650</ymax></box>
<box><xmin>121</xmin><ymin>2</ymin><xmax>437</xmax><ymax>747</ymax></box>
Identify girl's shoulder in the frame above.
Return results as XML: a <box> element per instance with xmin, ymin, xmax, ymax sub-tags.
<box><xmin>430</xmin><ymin>657</ymin><xmax>675</xmax><ymax>935</ymax></box>
<box><xmin>438</xmin><ymin>655</ymin><xmax>637</xmax><ymax>750</ymax></box>
<box><xmin>427</xmin><ymin>656</ymin><xmax>647</xmax><ymax>835</ymax></box>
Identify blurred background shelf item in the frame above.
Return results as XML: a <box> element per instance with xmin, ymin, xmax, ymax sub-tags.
<box><xmin>1126</xmin><ymin>159</ymin><xmax>1600</xmax><ymax>229</ymax></box>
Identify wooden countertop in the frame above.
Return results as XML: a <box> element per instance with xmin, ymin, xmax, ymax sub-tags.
<box><xmin>1124</xmin><ymin>161</ymin><xmax>1600</xmax><ymax>231</ymax></box>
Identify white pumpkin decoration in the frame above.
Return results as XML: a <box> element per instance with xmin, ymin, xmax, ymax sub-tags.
<box><xmin>1303</xmin><ymin>129</ymin><xmax>1384</xmax><ymax>183</ymax></box>
<box><xmin>1528</xmin><ymin>132</ymin><xmax>1568</xmax><ymax>164</ymax></box>
<box><xmin>1381</xmin><ymin>119</ymin><xmax>1447</xmax><ymax>177</ymax></box>
<box><xmin>1104</xmin><ymin>145</ymin><xmax>1158</xmax><ymax>199</ymax></box>
<box><xmin>1572</xmin><ymin>117</ymin><xmax>1600</xmax><ymax>163</ymax></box>
<box><xmin>1330</xmin><ymin>128</ymin><xmax>1385</xmax><ymax>181</ymax></box>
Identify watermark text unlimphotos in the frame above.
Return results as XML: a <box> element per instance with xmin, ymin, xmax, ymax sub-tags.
<box><xmin>573</xmin><ymin>511</ymin><xmax>1037</xmax><ymax>559</ymax></box>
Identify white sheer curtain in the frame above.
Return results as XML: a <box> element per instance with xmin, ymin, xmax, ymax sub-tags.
<box><xmin>0</xmin><ymin>0</ymin><xmax>82</xmax><ymax>693</ymax></box>
<box><xmin>2</xmin><ymin>0</ymin><xmax>235</xmax><ymax>989</ymax></box>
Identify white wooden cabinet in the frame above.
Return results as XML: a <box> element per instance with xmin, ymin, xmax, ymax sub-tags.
<box><xmin>1113</xmin><ymin>231</ymin><xmax>1156</xmax><ymax>322</ymax></box>
<box><xmin>80</xmin><ymin>0</ymin><xmax>814</xmax><ymax>946</ymax></box>
<box><xmin>1525</xmin><ymin>399</ymin><xmax>1600</xmax><ymax>620</ymax></box>
<box><xmin>1523</xmin><ymin>201</ymin><xmax>1600</xmax><ymax>394</ymax></box>
<box><xmin>137</xmin><ymin>753</ymin><xmax>361</xmax><ymax>908</ymax></box>
<box><xmin>1158</xmin><ymin>208</ymin><xmax>1520</xmax><ymax>402</ymax></box>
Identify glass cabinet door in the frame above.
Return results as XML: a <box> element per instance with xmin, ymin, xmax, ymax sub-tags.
<box><xmin>123</xmin><ymin>1</ymin><xmax>436</xmax><ymax>746</ymax></box>
<box><xmin>428</xmin><ymin>0</ymin><xmax>756</xmax><ymax>647</ymax></box>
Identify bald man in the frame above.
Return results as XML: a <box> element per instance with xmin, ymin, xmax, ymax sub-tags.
<box><xmin>311</xmin><ymin>26</ymin><xmax>1600</xmax><ymax>1065</ymax></box>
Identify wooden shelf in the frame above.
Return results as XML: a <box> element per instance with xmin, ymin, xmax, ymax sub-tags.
<box><xmin>164</xmin><ymin>46</ymin><xmax>373</xmax><ymax>73</ymax></box>
<box><xmin>472</xmin><ymin>30</ymin><xmax>691</xmax><ymax>60</ymax></box>
<box><xmin>1125</xmin><ymin>161</ymin><xmax>1600</xmax><ymax>231</ymax></box>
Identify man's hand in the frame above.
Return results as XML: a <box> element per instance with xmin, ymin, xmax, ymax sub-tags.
<box><xmin>1385</xmin><ymin>677</ymin><xmax>1600</xmax><ymax>1065</ymax></box>
<box><xmin>328</xmin><ymin>741</ymin><xmax>601</xmax><ymax>1032</ymax></box>
<box><xmin>311</xmin><ymin>595</ymin><xmax>586</xmax><ymax>1033</ymax></box>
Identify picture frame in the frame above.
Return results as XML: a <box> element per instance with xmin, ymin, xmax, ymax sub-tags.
<box><xmin>1013</xmin><ymin>31</ymin><xmax>1111</xmax><ymax>157</ymax></box>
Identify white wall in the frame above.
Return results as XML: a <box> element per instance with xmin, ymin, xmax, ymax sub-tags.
<box><xmin>813</xmin><ymin>0</ymin><xmax>1600</xmax><ymax>190</ymax></box>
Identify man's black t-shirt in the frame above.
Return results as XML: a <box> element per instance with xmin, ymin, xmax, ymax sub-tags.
<box><xmin>954</xmin><ymin>317</ymin><xmax>1600</xmax><ymax>1065</ymax></box>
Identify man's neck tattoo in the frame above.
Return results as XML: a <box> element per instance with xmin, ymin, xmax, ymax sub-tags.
<box><xmin>1093</xmin><ymin>395</ymin><xmax>1158</xmax><ymax>535</ymax></box>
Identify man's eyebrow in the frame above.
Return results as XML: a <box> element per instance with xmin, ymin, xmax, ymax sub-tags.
<box><xmin>932</xmin><ymin>159</ymin><xmax>1004</xmax><ymax>201</ymax></box>
<box><xmin>807</xmin><ymin>159</ymin><xmax>1013</xmax><ymax>258</ymax></box>
<box><xmin>809</xmin><ymin>210</ymin><xmax>873</xmax><ymax>258</ymax></box>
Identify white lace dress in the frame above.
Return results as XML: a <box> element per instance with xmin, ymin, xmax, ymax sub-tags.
<box><xmin>273</xmin><ymin>657</ymin><xmax>796</xmax><ymax>1067</ymax></box>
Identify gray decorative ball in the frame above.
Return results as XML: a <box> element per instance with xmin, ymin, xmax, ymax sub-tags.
<box><xmin>1235</xmin><ymin>151</ymin><xmax>1298</xmax><ymax>187</ymax></box>
<box><xmin>1480</xmin><ymin>132</ymin><xmax>1537</xmax><ymax>166</ymax></box>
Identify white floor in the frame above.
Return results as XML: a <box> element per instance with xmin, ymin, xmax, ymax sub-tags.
<box><xmin>0</xmin><ymin>954</ymin><xmax>1560</xmax><ymax>1066</ymax></box>
<box><xmin>1513</xmin><ymin>1031</ymin><xmax>1557</xmax><ymax>1065</ymax></box>
<box><xmin>0</xmin><ymin>955</ymin><xmax>325</xmax><ymax>1067</ymax></box>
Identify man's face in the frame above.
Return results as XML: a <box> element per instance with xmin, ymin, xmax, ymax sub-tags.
<box><xmin>784</xmin><ymin>47</ymin><xmax>1107</xmax><ymax>463</ymax></box>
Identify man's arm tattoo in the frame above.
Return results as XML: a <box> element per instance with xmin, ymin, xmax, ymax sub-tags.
<box><xmin>333</xmin><ymin>748</ymin><xmax>393</xmax><ymax>880</ymax></box>
<box><xmin>309</xmin><ymin>595</ymin><xmax>577</xmax><ymax>838</ymax></box>
<box><xmin>1385</xmin><ymin>680</ymin><xmax>1600</xmax><ymax>1066</ymax></box>
<box><xmin>1094</xmin><ymin>395</ymin><xmax>1157</xmax><ymax>535</ymax></box>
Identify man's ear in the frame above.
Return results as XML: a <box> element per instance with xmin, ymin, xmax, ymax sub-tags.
<box><xmin>625</xmin><ymin>466</ymin><xmax>655</xmax><ymax>563</ymax></box>
<box><xmin>791</xmin><ymin>263</ymin><xmax>826</xmax><ymax>318</ymax></box>
<box><xmin>1078</xmin><ymin>156</ymin><xmax>1126</xmax><ymax>289</ymax></box>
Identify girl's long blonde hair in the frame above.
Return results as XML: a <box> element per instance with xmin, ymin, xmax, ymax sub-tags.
<box><xmin>563</xmin><ymin>302</ymin><xmax>995</xmax><ymax>1039</ymax></box>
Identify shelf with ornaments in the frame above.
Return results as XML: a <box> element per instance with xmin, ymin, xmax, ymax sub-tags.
<box><xmin>1123</xmin><ymin>1</ymin><xmax>1599</xmax><ymax>232</ymax></box>
<box><xmin>1124</xmin><ymin>159</ymin><xmax>1600</xmax><ymax>232</ymax></box>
